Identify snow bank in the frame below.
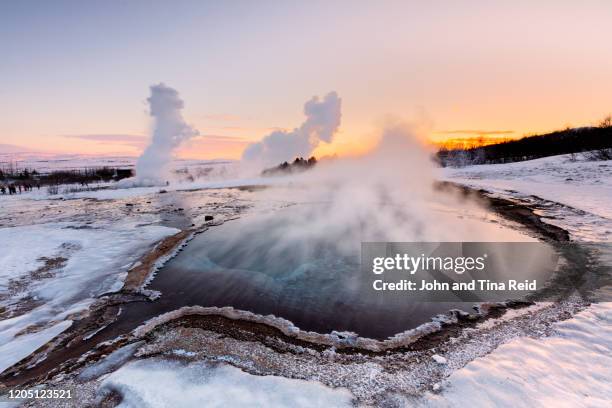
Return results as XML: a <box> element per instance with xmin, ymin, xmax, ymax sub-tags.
<box><xmin>419</xmin><ymin>302</ymin><xmax>612</xmax><ymax>407</ymax></box>
<box><xmin>98</xmin><ymin>359</ymin><xmax>354</xmax><ymax>407</ymax></box>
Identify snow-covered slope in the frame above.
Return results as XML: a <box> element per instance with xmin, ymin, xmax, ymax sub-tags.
<box><xmin>417</xmin><ymin>302</ymin><xmax>612</xmax><ymax>407</ymax></box>
<box><xmin>442</xmin><ymin>154</ymin><xmax>612</xmax><ymax>221</ymax></box>
<box><xmin>435</xmin><ymin>153</ymin><xmax>612</xmax><ymax>407</ymax></box>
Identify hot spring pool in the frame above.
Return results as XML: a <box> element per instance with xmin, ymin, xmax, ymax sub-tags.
<box><xmin>114</xmin><ymin>203</ymin><xmax>544</xmax><ymax>339</ymax></box>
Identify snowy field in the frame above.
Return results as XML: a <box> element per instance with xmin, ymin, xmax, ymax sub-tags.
<box><xmin>0</xmin><ymin>152</ymin><xmax>610</xmax><ymax>407</ymax></box>
<box><xmin>0</xmin><ymin>152</ymin><xmax>230</xmax><ymax>174</ymax></box>
<box><xmin>0</xmin><ymin>176</ymin><xmax>252</xmax><ymax>378</ymax></box>
<box><xmin>437</xmin><ymin>152</ymin><xmax>612</xmax><ymax>407</ymax></box>
<box><xmin>443</xmin><ymin>154</ymin><xmax>612</xmax><ymax>242</ymax></box>
<box><xmin>416</xmin><ymin>302</ymin><xmax>611</xmax><ymax>407</ymax></box>
<box><xmin>0</xmin><ymin>221</ymin><xmax>179</xmax><ymax>373</ymax></box>
<box><xmin>442</xmin><ymin>153</ymin><xmax>612</xmax><ymax>220</ymax></box>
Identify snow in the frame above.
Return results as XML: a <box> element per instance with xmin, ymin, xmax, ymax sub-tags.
<box><xmin>0</xmin><ymin>222</ymin><xmax>178</xmax><ymax>373</ymax></box>
<box><xmin>0</xmin><ymin>151</ymin><xmax>609</xmax><ymax>406</ymax></box>
<box><xmin>78</xmin><ymin>341</ymin><xmax>144</xmax><ymax>382</ymax></box>
<box><xmin>0</xmin><ymin>175</ymin><xmax>269</xmax><ymax>202</ymax></box>
<box><xmin>0</xmin><ymin>152</ymin><xmax>229</xmax><ymax>174</ymax></box>
<box><xmin>431</xmin><ymin>354</ymin><xmax>447</xmax><ymax>365</ymax></box>
<box><xmin>418</xmin><ymin>302</ymin><xmax>612</xmax><ymax>407</ymax></box>
<box><xmin>58</xmin><ymin>175</ymin><xmax>272</xmax><ymax>201</ymax></box>
<box><xmin>0</xmin><ymin>222</ymin><xmax>178</xmax><ymax>305</ymax></box>
<box><xmin>443</xmin><ymin>154</ymin><xmax>612</xmax><ymax>222</ymax></box>
<box><xmin>431</xmin><ymin>153</ymin><xmax>612</xmax><ymax>407</ymax></box>
<box><xmin>98</xmin><ymin>359</ymin><xmax>354</xmax><ymax>407</ymax></box>
<box><xmin>0</xmin><ymin>320</ymin><xmax>72</xmax><ymax>373</ymax></box>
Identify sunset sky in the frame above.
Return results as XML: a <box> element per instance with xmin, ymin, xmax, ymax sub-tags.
<box><xmin>1</xmin><ymin>0</ymin><xmax>612</xmax><ymax>159</ymax></box>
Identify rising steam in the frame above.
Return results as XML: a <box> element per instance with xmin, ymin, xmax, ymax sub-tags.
<box><xmin>132</xmin><ymin>83</ymin><xmax>198</xmax><ymax>186</ymax></box>
<box><xmin>251</xmin><ymin>122</ymin><xmax>445</xmax><ymax>250</ymax></box>
<box><xmin>242</xmin><ymin>92</ymin><xmax>341</xmax><ymax>169</ymax></box>
<box><xmin>215</xmin><ymin>121</ymin><xmax>508</xmax><ymax>271</ymax></box>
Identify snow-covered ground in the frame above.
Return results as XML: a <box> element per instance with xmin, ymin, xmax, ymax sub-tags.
<box><xmin>417</xmin><ymin>301</ymin><xmax>611</xmax><ymax>407</ymax></box>
<box><xmin>0</xmin><ymin>152</ymin><xmax>609</xmax><ymax>407</ymax></box>
<box><xmin>443</xmin><ymin>154</ymin><xmax>612</xmax><ymax>239</ymax></box>
<box><xmin>97</xmin><ymin>359</ymin><xmax>354</xmax><ymax>407</ymax></box>
<box><xmin>0</xmin><ymin>181</ymin><xmax>254</xmax><ymax>378</ymax></box>
<box><xmin>0</xmin><ymin>221</ymin><xmax>178</xmax><ymax>373</ymax></box>
<box><xmin>0</xmin><ymin>152</ymin><xmax>230</xmax><ymax>174</ymax></box>
<box><xmin>432</xmin><ymin>152</ymin><xmax>612</xmax><ymax>407</ymax></box>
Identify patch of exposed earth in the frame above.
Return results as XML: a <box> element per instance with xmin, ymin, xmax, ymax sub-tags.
<box><xmin>0</xmin><ymin>243</ymin><xmax>80</xmax><ymax>321</ymax></box>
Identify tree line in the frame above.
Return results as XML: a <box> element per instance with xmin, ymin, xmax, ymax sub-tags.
<box><xmin>437</xmin><ymin>116</ymin><xmax>612</xmax><ymax>167</ymax></box>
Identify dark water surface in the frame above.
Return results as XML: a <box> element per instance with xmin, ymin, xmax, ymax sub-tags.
<box><xmin>113</xmin><ymin>208</ymin><xmax>546</xmax><ymax>339</ymax></box>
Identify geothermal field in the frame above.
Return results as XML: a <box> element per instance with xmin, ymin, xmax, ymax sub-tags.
<box><xmin>0</xmin><ymin>83</ymin><xmax>610</xmax><ymax>407</ymax></box>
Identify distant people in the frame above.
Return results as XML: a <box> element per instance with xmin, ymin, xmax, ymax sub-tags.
<box><xmin>18</xmin><ymin>184</ymin><xmax>22</xmax><ymax>193</ymax></box>
<box><xmin>0</xmin><ymin>185</ymin><xmax>5</xmax><ymax>195</ymax></box>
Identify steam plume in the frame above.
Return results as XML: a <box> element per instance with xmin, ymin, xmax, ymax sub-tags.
<box><xmin>220</xmin><ymin>121</ymin><xmax>513</xmax><ymax>265</ymax></box>
<box><xmin>133</xmin><ymin>84</ymin><xmax>198</xmax><ymax>186</ymax></box>
<box><xmin>242</xmin><ymin>92</ymin><xmax>341</xmax><ymax>168</ymax></box>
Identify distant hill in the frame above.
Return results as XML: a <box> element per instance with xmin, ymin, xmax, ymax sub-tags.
<box><xmin>437</xmin><ymin>123</ymin><xmax>612</xmax><ymax>167</ymax></box>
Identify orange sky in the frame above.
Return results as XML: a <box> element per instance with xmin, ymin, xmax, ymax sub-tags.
<box><xmin>2</xmin><ymin>1</ymin><xmax>611</xmax><ymax>160</ymax></box>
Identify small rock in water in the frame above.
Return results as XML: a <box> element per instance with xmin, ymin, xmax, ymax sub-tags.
<box><xmin>204</xmin><ymin>215</ymin><xmax>214</xmax><ymax>221</ymax></box>
<box><xmin>432</xmin><ymin>354</ymin><xmax>447</xmax><ymax>364</ymax></box>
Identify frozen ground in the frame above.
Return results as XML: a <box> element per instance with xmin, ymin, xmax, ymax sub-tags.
<box><xmin>442</xmin><ymin>153</ymin><xmax>612</xmax><ymax>241</ymax></box>
<box><xmin>434</xmin><ymin>152</ymin><xmax>612</xmax><ymax>407</ymax></box>
<box><xmin>0</xmin><ymin>221</ymin><xmax>179</xmax><ymax>373</ymax></box>
<box><xmin>416</xmin><ymin>301</ymin><xmax>612</xmax><ymax>407</ymax></box>
<box><xmin>0</xmin><ymin>183</ymin><xmax>254</xmax><ymax>377</ymax></box>
<box><xmin>97</xmin><ymin>359</ymin><xmax>354</xmax><ymax>408</ymax></box>
<box><xmin>1</xmin><ymin>152</ymin><xmax>610</xmax><ymax>407</ymax></box>
<box><xmin>0</xmin><ymin>152</ymin><xmax>230</xmax><ymax>174</ymax></box>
